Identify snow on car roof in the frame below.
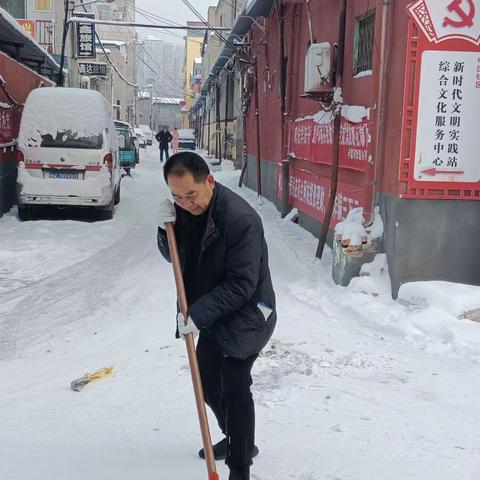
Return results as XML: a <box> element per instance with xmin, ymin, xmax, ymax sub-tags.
<box><xmin>178</xmin><ymin>129</ymin><xmax>195</xmax><ymax>140</ymax></box>
<box><xmin>19</xmin><ymin>87</ymin><xmax>118</xmax><ymax>150</ymax></box>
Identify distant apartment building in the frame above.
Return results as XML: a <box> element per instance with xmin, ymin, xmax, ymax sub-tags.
<box><xmin>84</xmin><ymin>1</ymin><xmax>137</xmax><ymax>125</ymax></box>
<box><xmin>182</xmin><ymin>21</ymin><xmax>204</xmax><ymax>127</ymax></box>
<box><xmin>141</xmin><ymin>36</ymin><xmax>184</xmax><ymax>99</ymax></box>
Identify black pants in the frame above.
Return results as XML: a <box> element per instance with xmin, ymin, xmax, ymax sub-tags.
<box><xmin>197</xmin><ymin>333</ymin><xmax>258</xmax><ymax>469</ymax></box>
<box><xmin>160</xmin><ymin>145</ymin><xmax>169</xmax><ymax>162</ymax></box>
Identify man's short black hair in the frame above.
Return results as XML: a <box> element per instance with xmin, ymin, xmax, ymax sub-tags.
<box><xmin>163</xmin><ymin>151</ymin><xmax>210</xmax><ymax>183</ymax></box>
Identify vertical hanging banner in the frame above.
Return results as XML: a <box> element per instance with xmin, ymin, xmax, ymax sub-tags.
<box><xmin>401</xmin><ymin>0</ymin><xmax>480</xmax><ymax>198</ymax></box>
<box><xmin>75</xmin><ymin>11</ymin><xmax>96</xmax><ymax>59</ymax></box>
<box><xmin>0</xmin><ymin>105</ymin><xmax>13</xmax><ymax>143</ymax></box>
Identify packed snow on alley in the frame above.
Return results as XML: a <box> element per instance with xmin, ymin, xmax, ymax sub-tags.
<box><xmin>1</xmin><ymin>146</ymin><xmax>480</xmax><ymax>480</ymax></box>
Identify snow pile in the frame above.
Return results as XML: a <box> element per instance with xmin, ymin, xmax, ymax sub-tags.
<box><xmin>398</xmin><ymin>281</ymin><xmax>480</xmax><ymax>316</ymax></box>
<box><xmin>2</xmin><ymin>148</ymin><xmax>480</xmax><ymax>480</ymax></box>
<box><xmin>17</xmin><ymin>162</ymin><xmax>112</xmax><ymax>198</ymax></box>
<box><xmin>341</xmin><ymin>104</ymin><xmax>369</xmax><ymax>123</ymax></box>
<box><xmin>353</xmin><ymin>69</ymin><xmax>373</xmax><ymax>79</ymax></box>
<box><xmin>296</xmin><ymin>105</ymin><xmax>370</xmax><ymax>125</ymax></box>
<box><xmin>18</xmin><ymin>88</ymin><xmax>118</xmax><ymax>151</ymax></box>
<box><xmin>335</xmin><ymin>207</ymin><xmax>366</xmax><ymax>246</ymax></box>
<box><xmin>312</xmin><ymin>109</ymin><xmax>333</xmax><ymax>124</ymax></box>
<box><xmin>349</xmin><ymin>253</ymin><xmax>391</xmax><ymax>296</ymax></box>
<box><xmin>393</xmin><ymin>281</ymin><xmax>480</xmax><ymax>358</ymax></box>
<box><xmin>333</xmin><ymin>86</ymin><xmax>343</xmax><ymax>105</ymax></box>
<box><xmin>335</xmin><ymin>206</ymin><xmax>383</xmax><ymax>247</ymax></box>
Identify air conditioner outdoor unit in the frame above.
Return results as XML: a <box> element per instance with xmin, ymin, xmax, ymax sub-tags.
<box><xmin>304</xmin><ymin>42</ymin><xmax>332</xmax><ymax>95</ymax></box>
<box><xmin>113</xmin><ymin>9</ymin><xmax>123</xmax><ymax>21</ymax></box>
<box><xmin>79</xmin><ymin>76</ymin><xmax>90</xmax><ymax>90</ymax></box>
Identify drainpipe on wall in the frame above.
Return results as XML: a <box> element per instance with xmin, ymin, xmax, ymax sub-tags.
<box><xmin>238</xmin><ymin>69</ymin><xmax>248</xmax><ymax>187</ymax></box>
<box><xmin>316</xmin><ymin>0</ymin><xmax>347</xmax><ymax>259</ymax></box>
<box><xmin>58</xmin><ymin>0</ymin><xmax>70</xmax><ymax>86</ymax></box>
<box><xmin>278</xmin><ymin>0</ymin><xmax>290</xmax><ymax>217</ymax></box>
<box><xmin>215</xmin><ymin>81</ymin><xmax>222</xmax><ymax>163</ymax></box>
<box><xmin>363</xmin><ymin>0</ymin><xmax>393</xmax><ymax>225</ymax></box>
<box><xmin>224</xmin><ymin>71</ymin><xmax>230</xmax><ymax>161</ymax></box>
<box><xmin>207</xmin><ymin>95</ymin><xmax>211</xmax><ymax>155</ymax></box>
<box><xmin>253</xmin><ymin>56</ymin><xmax>262</xmax><ymax>196</ymax></box>
<box><xmin>200</xmin><ymin>101</ymin><xmax>205</xmax><ymax>150</ymax></box>
<box><xmin>286</xmin><ymin>3</ymin><xmax>299</xmax><ymax>136</ymax></box>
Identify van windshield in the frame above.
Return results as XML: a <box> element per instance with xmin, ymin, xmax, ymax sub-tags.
<box><xmin>40</xmin><ymin>130</ymin><xmax>103</xmax><ymax>149</ymax></box>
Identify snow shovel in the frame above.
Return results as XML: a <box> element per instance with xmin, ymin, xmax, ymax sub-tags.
<box><xmin>164</xmin><ymin>222</ymin><xmax>220</xmax><ymax>480</ymax></box>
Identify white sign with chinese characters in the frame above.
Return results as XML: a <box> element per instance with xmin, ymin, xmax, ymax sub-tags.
<box><xmin>79</xmin><ymin>62</ymin><xmax>107</xmax><ymax>76</ymax></box>
<box><xmin>414</xmin><ymin>50</ymin><xmax>480</xmax><ymax>182</ymax></box>
<box><xmin>75</xmin><ymin>12</ymin><xmax>96</xmax><ymax>59</ymax></box>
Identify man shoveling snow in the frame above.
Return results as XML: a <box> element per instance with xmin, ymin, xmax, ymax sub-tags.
<box><xmin>157</xmin><ymin>152</ymin><xmax>276</xmax><ymax>480</ymax></box>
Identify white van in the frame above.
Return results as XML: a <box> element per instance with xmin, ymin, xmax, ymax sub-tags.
<box><xmin>139</xmin><ymin>124</ymin><xmax>153</xmax><ymax>145</ymax></box>
<box><xmin>16</xmin><ymin>87</ymin><xmax>121</xmax><ymax>221</ymax></box>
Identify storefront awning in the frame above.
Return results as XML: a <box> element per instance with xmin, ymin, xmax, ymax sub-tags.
<box><xmin>0</xmin><ymin>7</ymin><xmax>60</xmax><ymax>81</ymax></box>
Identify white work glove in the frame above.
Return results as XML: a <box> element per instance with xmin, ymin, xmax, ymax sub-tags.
<box><xmin>177</xmin><ymin>313</ymin><xmax>200</xmax><ymax>339</ymax></box>
<box><xmin>159</xmin><ymin>198</ymin><xmax>176</xmax><ymax>228</ymax></box>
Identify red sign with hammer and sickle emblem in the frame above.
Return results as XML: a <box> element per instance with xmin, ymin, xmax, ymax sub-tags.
<box><xmin>408</xmin><ymin>0</ymin><xmax>480</xmax><ymax>45</ymax></box>
<box><xmin>443</xmin><ymin>0</ymin><xmax>476</xmax><ymax>28</ymax></box>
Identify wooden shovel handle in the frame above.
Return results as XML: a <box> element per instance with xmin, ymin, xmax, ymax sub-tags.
<box><xmin>164</xmin><ymin>222</ymin><xmax>219</xmax><ymax>479</ymax></box>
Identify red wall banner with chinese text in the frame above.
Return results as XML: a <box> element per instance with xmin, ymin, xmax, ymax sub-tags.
<box><xmin>290</xmin><ymin>116</ymin><xmax>369</xmax><ymax>172</ymax></box>
<box><xmin>277</xmin><ymin>165</ymin><xmax>364</xmax><ymax>227</ymax></box>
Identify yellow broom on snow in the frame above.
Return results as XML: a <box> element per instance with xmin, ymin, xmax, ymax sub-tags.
<box><xmin>70</xmin><ymin>366</ymin><xmax>114</xmax><ymax>391</ymax></box>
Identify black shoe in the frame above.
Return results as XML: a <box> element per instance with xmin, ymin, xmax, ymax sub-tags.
<box><xmin>229</xmin><ymin>466</ymin><xmax>250</xmax><ymax>480</ymax></box>
<box><xmin>199</xmin><ymin>438</ymin><xmax>259</xmax><ymax>461</ymax></box>
<box><xmin>199</xmin><ymin>438</ymin><xmax>227</xmax><ymax>460</ymax></box>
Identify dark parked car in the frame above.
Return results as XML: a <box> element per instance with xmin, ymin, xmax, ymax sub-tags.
<box><xmin>178</xmin><ymin>128</ymin><xmax>196</xmax><ymax>151</ymax></box>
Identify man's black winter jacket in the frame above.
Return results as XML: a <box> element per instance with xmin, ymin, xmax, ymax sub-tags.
<box><xmin>156</xmin><ymin>130</ymin><xmax>173</xmax><ymax>147</ymax></box>
<box><xmin>157</xmin><ymin>182</ymin><xmax>276</xmax><ymax>359</ymax></box>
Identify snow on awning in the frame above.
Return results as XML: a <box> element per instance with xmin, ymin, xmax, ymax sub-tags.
<box><xmin>0</xmin><ymin>7</ymin><xmax>59</xmax><ymax>80</ymax></box>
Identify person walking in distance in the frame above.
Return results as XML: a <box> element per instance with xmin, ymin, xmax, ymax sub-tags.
<box><xmin>155</xmin><ymin>126</ymin><xmax>173</xmax><ymax>163</ymax></box>
<box><xmin>171</xmin><ymin>127</ymin><xmax>180</xmax><ymax>154</ymax></box>
<box><xmin>157</xmin><ymin>152</ymin><xmax>276</xmax><ymax>480</ymax></box>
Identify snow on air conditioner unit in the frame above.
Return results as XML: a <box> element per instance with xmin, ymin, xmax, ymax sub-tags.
<box><xmin>113</xmin><ymin>9</ymin><xmax>123</xmax><ymax>21</ymax></box>
<box><xmin>304</xmin><ymin>42</ymin><xmax>332</xmax><ymax>95</ymax></box>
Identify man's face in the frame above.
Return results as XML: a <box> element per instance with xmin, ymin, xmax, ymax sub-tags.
<box><xmin>168</xmin><ymin>172</ymin><xmax>215</xmax><ymax>216</ymax></box>
<box><xmin>163</xmin><ymin>128</ymin><xmax>167</xmax><ymax>132</ymax></box>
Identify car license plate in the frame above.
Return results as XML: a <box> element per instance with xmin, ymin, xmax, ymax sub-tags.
<box><xmin>49</xmin><ymin>171</ymin><xmax>79</xmax><ymax>180</ymax></box>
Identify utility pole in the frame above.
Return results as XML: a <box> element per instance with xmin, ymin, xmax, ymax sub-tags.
<box><xmin>58</xmin><ymin>0</ymin><xmax>70</xmax><ymax>86</ymax></box>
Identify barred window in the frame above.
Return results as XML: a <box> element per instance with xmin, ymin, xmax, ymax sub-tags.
<box><xmin>0</xmin><ymin>0</ymin><xmax>26</xmax><ymax>18</ymax></box>
<box><xmin>353</xmin><ymin>9</ymin><xmax>375</xmax><ymax>76</ymax></box>
<box><xmin>96</xmin><ymin>4</ymin><xmax>111</xmax><ymax>21</ymax></box>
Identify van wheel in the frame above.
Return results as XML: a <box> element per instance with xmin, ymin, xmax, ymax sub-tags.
<box><xmin>99</xmin><ymin>199</ymin><xmax>114</xmax><ymax>221</ymax></box>
<box><xmin>114</xmin><ymin>183</ymin><xmax>121</xmax><ymax>205</ymax></box>
<box><xmin>18</xmin><ymin>205</ymin><xmax>31</xmax><ymax>221</ymax></box>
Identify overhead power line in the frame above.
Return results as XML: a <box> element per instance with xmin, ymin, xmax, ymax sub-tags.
<box><xmin>182</xmin><ymin>0</ymin><xmax>231</xmax><ymax>49</ymax></box>
<box><xmin>68</xmin><ymin>17</ymin><xmax>230</xmax><ymax>31</ymax></box>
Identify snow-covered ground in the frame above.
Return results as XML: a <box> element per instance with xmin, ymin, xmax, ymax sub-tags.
<box><xmin>1</xmin><ymin>147</ymin><xmax>480</xmax><ymax>480</ymax></box>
